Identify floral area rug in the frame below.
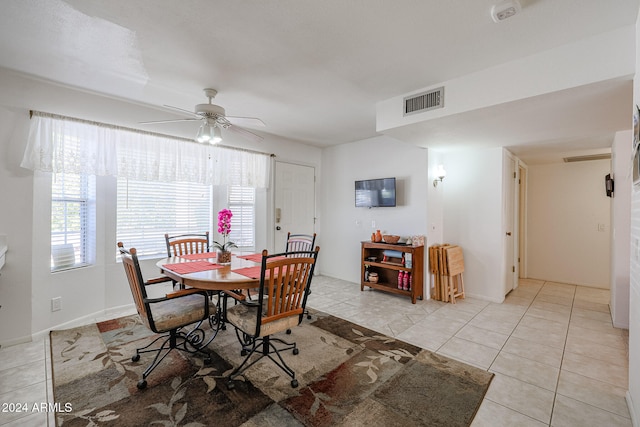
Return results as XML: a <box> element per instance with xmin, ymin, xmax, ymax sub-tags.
<box><xmin>50</xmin><ymin>310</ymin><xmax>493</xmax><ymax>426</ymax></box>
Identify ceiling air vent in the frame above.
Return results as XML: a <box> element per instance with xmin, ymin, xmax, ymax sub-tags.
<box><xmin>404</xmin><ymin>87</ymin><xmax>444</xmax><ymax>116</ymax></box>
<box><xmin>563</xmin><ymin>154</ymin><xmax>611</xmax><ymax>163</ymax></box>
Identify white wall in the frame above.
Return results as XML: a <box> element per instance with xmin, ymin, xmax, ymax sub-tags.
<box><xmin>611</xmin><ymin>130</ymin><xmax>632</xmax><ymax>329</ymax></box>
<box><xmin>0</xmin><ymin>68</ymin><xmax>322</xmax><ymax>345</ymax></box>
<box><xmin>526</xmin><ymin>160</ymin><xmax>611</xmax><ymax>287</ymax></box>
<box><xmin>0</xmin><ymin>107</ymin><xmax>33</xmax><ymax>346</ymax></box>
<box><xmin>377</xmin><ymin>26</ymin><xmax>636</xmax><ymax>134</ymax></box>
<box><xmin>442</xmin><ymin>147</ymin><xmax>505</xmax><ymax>303</ymax></box>
<box><xmin>319</xmin><ymin>135</ymin><xmax>428</xmax><ymax>285</ymax></box>
<box><xmin>426</xmin><ymin>149</ymin><xmax>445</xmax><ymax>299</ymax></box>
<box><xmin>627</xmin><ymin>11</ymin><xmax>640</xmax><ymax>424</ymax></box>
<box><xmin>427</xmin><ymin>149</ymin><xmax>444</xmax><ymax>247</ymax></box>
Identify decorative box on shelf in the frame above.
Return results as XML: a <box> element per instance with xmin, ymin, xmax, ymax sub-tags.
<box><xmin>405</xmin><ymin>253</ymin><xmax>412</xmax><ymax>268</ymax></box>
<box><xmin>411</xmin><ymin>235</ymin><xmax>425</xmax><ymax>247</ymax></box>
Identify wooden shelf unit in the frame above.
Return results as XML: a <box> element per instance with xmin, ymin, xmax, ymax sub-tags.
<box><xmin>361</xmin><ymin>241</ymin><xmax>424</xmax><ymax>304</ymax></box>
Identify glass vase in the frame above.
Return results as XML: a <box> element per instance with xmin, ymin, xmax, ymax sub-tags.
<box><xmin>217</xmin><ymin>250</ymin><xmax>232</xmax><ymax>266</ymax></box>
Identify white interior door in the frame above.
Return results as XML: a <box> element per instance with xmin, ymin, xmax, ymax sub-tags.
<box><xmin>274</xmin><ymin>162</ymin><xmax>316</xmax><ymax>251</ymax></box>
<box><xmin>518</xmin><ymin>165</ymin><xmax>527</xmax><ymax>279</ymax></box>
<box><xmin>504</xmin><ymin>155</ymin><xmax>518</xmax><ymax>295</ymax></box>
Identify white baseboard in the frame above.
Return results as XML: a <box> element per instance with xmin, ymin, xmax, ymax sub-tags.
<box><xmin>464</xmin><ymin>292</ymin><xmax>504</xmax><ymax>304</ymax></box>
<box><xmin>628</xmin><ymin>391</ymin><xmax>638</xmax><ymax>427</ymax></box>
<box><xmin>613</xmin><ymin>320</ymin><xmax>630</xmax><ymax>330</ymax></box>
<box><xmin>0</xmin><ymin>334</ymin><xmax>34</xmax><ymax>349</ymax></box>
<box><xmin>31</xmin><ymin>304</ymin><xmax>137</xmax><ymax>343</ymax></box>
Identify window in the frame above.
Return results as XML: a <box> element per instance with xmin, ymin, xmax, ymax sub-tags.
<box><xmin>117</xmin><ymin>178</ymin><xmax>212</xmax><ymax>258</ymax></box>
<box><xmin>228</xmin><ymin>186</ymin><xmax>255</xmax><ymax>249</ymax></box>
<box><xmin>51</xmin><ymin>172</ymin><xmax>96</xmax><ymax>271</ymax></box>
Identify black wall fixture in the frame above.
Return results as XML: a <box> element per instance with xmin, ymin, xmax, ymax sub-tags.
<box><xmin>605</xmin><ymin>173</ymin><xmax>614</xmax><ymax>197</ymax></box>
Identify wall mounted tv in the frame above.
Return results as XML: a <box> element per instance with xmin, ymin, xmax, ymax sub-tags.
<box><xmin>355</xmin><ymin>177</ymin><xmax>396</xmax><ymax>207</ymax></box>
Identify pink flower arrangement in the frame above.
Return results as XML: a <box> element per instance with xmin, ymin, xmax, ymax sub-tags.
<box><xmin>212</xmin><ymin>208</ymin><xmax>236</xmax><ymax>251</ymax></box>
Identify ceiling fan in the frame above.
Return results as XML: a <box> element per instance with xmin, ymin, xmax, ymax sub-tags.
<box><xmin>140</xmin><ymin>88</ymin><xmax>265</xmax><ymax>144</ymax></box>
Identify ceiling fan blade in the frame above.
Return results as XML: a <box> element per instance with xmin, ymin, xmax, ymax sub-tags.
<box><xmin>139</xmin><ymin>118</ymin><xmax>200</xmax><ymax>125</ymax></box>
<box><xmin>225</xmin><ymin>116</ymin><xmax>266</xmax><ymax>127</ymax></box>
<box><xmin>226</xmin><ymin>124</ymin><xmax>264</xmax><ymax>143</ymax></box>
<box><xmin>163</xmin><ymin>104</ymin><xmax>201</xmax><ymax>118</ymax></box>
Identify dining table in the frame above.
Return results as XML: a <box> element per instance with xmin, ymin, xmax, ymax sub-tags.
<box><xmin>155</xmin><ymin>251</ymin><xmax>266</xmax><ymax>292</ymax></box>
<box><xmin>156</xmin><ymin>251</ymin><xmax>272</xmax><ymax>344</ymax></box>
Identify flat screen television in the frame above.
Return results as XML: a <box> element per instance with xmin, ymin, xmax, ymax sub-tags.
<box><xmin>355</xmin><ymin>177</ymin><xmax>396</xmax><ymax>207</ymax></box>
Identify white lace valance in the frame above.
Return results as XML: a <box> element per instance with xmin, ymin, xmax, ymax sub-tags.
<box><xmin>21</xmin><ymin>112</ymin><xmax>270</xmax><ymax>188</ymax></box>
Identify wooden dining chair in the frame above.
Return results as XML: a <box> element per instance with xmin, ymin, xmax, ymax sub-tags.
<box><xmin>118</xmin><ymin>242</ymin><xmax>216</xmax><ymax>389</ymax></box>
<box><xmin>285</xmin><ymin>232</ymin><xmax>316</xmax><ymax>254</ymax></box>
<box><xmin>286</xmin><ymin>232</ymin><xmax>316</xmax><ymax>320</ymax></box>
<box><xmin>225</xmin><ymin>246</ymin><xmax>320</xmax><ymax>389</ymax></box>
<box><xmin>164</xmin><ymin>232</ymin><xmax>210</xmax><ymax>290</ymax></box>
<box><xmin>165</xmin><ymin>232</ymin><xmax>210</xmax><ymax>257</ymax></box>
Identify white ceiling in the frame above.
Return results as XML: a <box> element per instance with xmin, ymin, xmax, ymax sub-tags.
<box><xmin>0</xmin><ymin>0</ymin><xmax>638</xmax><ymax>163</ymax></box>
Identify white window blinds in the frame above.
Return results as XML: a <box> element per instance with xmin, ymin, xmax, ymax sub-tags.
<box><xmin>228</xmin><ymin>186</ymin><xmax>255</xmax><ymax>249</ymax></box>
<box><xmin>117</xmin><ymin>178</ymin><xmax>212</xmax><ymax>258</ymax></box>
<box><xmin>51</xmin><ymin>172</ymin><xmax>96</xmax><ymax>271</ymax></box>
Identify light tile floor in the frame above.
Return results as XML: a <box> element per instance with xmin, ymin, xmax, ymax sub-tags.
<box><xmin>308</xmin><ymin>276</ymin><xmax>631</xmax><ymax>427</ymax></box>
<box><xmin>0</xmin><ymin>277</ymin><xmax>630</xmax><ymax>426</ymax></box>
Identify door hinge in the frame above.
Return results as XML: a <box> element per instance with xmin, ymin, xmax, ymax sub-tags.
<box><xmin>512</xmin><ymin>266</ymin><xmax>515</xmax><ymax>272</ymax></box>
<box><xmin>513</xmin><ymin>172</ymin><xmax>516</xmax><ymax>179</ymax></box>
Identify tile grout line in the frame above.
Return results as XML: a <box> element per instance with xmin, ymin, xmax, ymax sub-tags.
<box><xmin>478</xmin><ymin>281</ymin><xmax>555</xmax><ymax>426</ymax></box>
<box><xmin>554</xmin><ymin>290</ymin><xmax>633</xmax><ymax>422</ymax></box>
<box><xmin>486</xmin><ymin>281</ymin><xmax>542</xmax><ymax>373</ymax></box>
<box><xmin>547</xmin><ymin>282</ymin><xmax>577</xmax><ymax>427</ymax></box>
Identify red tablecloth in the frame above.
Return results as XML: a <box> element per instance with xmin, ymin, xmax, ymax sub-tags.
<box><xmin>232</xmin><ymin>266</ymin><xmax>270</xmax><ymax>279</ymax></box>
<box><xmin>177</xmin><ymin>252</ymin><xmax>217</xmax><ymax>260</ymax></box>
<box><xmin>162</xmin><ymin>261</ymin><xmax>223</xmax><ymax>274</ymax></box>
<box><xmin>237</xmin><ymin>253</ymin><xmax>287</xmax><ymax>263</ymax></box>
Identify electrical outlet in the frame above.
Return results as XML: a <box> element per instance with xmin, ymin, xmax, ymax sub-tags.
<box><xmin>371</xmin><ymin>220</ymin><xmax>376</xmax><ymax>228</ymax></box>
<box><xmin>51</xmin><ymin>297</ymin><xmax>62</xmax><ymax>312</ymax></box>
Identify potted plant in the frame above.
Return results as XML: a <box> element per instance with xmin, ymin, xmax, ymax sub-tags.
<box><xmin>211</xmin><ymin>208</ymin><xmax>236</xmax><ymax>265</ymax></box>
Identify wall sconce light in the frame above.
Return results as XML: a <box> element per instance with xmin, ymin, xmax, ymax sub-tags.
<box><xmin>433</xmin><ymin>165</ymin><xmax>446</xmax><ymax>187</ymax></box>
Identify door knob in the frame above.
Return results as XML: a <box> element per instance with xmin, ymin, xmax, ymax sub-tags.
<box><xmin>276</xmin><ymin>226</ymin><xmax>281</xmax><ymax>231</ymax></box>
<box><xmin>506</xmin><ymin>232</ymin><xmax>512</xmax><ymax>236</ymax></box>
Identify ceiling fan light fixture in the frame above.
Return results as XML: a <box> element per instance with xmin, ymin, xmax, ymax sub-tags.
<box><xmin>143</xmin><ymin>88</ymin><xmax>262</xmax><ymax>144</ymax></box>
<box><xmin>211</xmin><ymin>125</ymin><xmax>222</xmax><ymax>144</ymax></box>
<box><xmin>195</xmin><ymin>121</ymin><xmax>213</xmax><ymax>143</ymax></box>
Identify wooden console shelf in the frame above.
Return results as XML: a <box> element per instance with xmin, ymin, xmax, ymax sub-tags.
<box><xmin>361</xmin><ymin>241</ymin><xmax>424</xmax><ymax>304</ymax></box>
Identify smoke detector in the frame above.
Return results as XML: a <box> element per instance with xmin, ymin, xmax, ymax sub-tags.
<box><xmin>491</xmin><ymin>0</ymin><xmax>521</xmax><ymax>23</ymax></box>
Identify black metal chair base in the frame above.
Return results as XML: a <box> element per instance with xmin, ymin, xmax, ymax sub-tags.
<box><xmin>132</xmin><ymin>323</ymin><xmax>215</xmax><ymax>389</ymax></box>
<box><xmin>227</xmin><ymin>334</ymin><xmax>299</xmax><ymax>389</ymax></box>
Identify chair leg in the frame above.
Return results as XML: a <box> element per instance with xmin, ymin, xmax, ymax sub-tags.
<box><xmin>132</xmin><ymin>327</ymin><xmax>211</xmax><ymax>390</ymax></box>
<box><xmin>227</xmin><ymin>335</ymin><xmax>299</xmax><ymax>389</ymax></box>
<box><xmin>448</xmin><ymin>276</ymin><xmax>456</xmax><ymax>304</ymax></box>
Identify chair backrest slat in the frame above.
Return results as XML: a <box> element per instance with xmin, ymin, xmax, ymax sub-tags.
<box><xmin>285</xmin><ymin>232</ymin><xmax>316</xmax><ymax>256</ymax></box>
<box><xmin>165</xmin><ymin>232</ymin><xmax>210</xmax><ymax>257</ymax></box>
